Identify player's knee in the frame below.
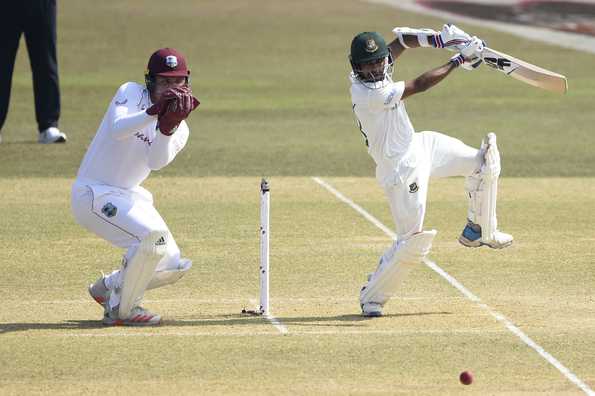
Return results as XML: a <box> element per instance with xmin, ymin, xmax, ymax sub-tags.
<box><xmin>157</xmin><ymin>251</ymin><xmax>182</xmax><ymax>272</ymax></box>
<box><xmin>147</xmin><ymin>258</ymin><xmax>192</xmax><ymax>290</ymax></box>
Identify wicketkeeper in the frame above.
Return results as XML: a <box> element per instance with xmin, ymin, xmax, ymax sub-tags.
<box><xmin>350</xmin><ymin>25</ymin><xmax>513</xmax><ymax>317</ymax></box>
<box><xmin>71</xmin><ymin>48</ymin><xmax>200</xmax><ymax>326</ymax></box>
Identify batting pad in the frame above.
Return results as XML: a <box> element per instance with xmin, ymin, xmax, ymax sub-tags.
<box><xmin>479</xmin><ymin>133</ymin><xmax>500</xmax><ymax>243</ymax></box>
<box><xmin>360</xmin><ymin>230</ymin><xmax>437</xmax><ymax>305</ymax></box>
<box><xmin>118</xmin><ymin>230</ymin><xmax>168</xmax><ymax>319</ymax></box>
<box><xmin>147</xmin><ymin>258</ymin><xmax>192</xmax><ymax>290</ymax></box>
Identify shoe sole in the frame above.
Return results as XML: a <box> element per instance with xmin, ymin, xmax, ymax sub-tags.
<box><xmin>362</xmin><ymin>311</ymin><xmax>383</xmax><ymax>317</ymax></box>
<box><xmin>458</xmin><ymin>235</ymin><xmax>482</xmax><ymax>248</ymax></box>
<box><xmin>102</xmin><ymin>317</ymin><xmax>161</xmax><ymax>326</ymax></box>
<box><xmin>459</xmin><ymin>236</ymin><xmax>513</xmax><ymax>249</ymax></box>
<box><xmin>39</xmin><ymin>136</ymin><xmax>67</xmax><ymax>144</ymax></box>
<box><xmin>102</xmin><ymin>320</ymin><xmax>161</xmax><ymax>326</ymax></box>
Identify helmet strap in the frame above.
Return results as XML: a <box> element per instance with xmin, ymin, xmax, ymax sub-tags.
<box><xmin>145</xmin><ymin>73</ymin><xmax>156</xmax><ymax>95</ymax></box>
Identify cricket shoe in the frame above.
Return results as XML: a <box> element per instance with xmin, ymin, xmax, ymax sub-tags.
<box><xmin>458</xmin><ymin>221</ymin><xmax>513</xmax><ymax>249</ymax></box>
<box><xmin>359</xmin><ymin>273</ymin><xmax>383</xmax><ymax>317</ymax></box>
<box><xmin>361</xmin><ymin>302</ymin><xmax>383</xmax><ymax>317</ymax></box>
<box><xmin>103</xmin><ymin>305</ymin><xmax>161</xmax><ymax>326</ymax></box>
<box><xmin>88</xmin><ymin>273</ymin><xmax>110</xmax><ymax>307</ymax></box>
<box><xmin>38</xmin><ymin>127</ymin><xmax>67</xmax><ymax>144</ymax></box>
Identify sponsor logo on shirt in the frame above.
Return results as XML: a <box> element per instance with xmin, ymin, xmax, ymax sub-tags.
<box><xmin>115</xmin><ymin>99</ymin><xmax>128</xmax><ymax>105</ymax></box>
<box><xmin>134</xmin><ymin>131</ymin><xmax>152</xmax><ymax>146</ymax></box>
<box><xmin>384</xmin><ymin>88</ymin><xmax>397</xmax><ymax>105</ymax></box>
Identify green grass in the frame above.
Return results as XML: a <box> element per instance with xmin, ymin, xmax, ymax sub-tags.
<box><xmin>1</xmin><ymin>177</ymin><xmax>594</xmax><ymax>395</ymax></box>
<box><xmin>1</xmin><ymin>0</ymin><xmax>594</xmax><ymax>177</ymax></box>
<box><xmin>1</xmin><ymin>0</ymin><xmax>594</xmax><ymax>394</ymax></box>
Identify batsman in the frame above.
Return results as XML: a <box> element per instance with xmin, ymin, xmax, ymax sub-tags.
<box><xmin>71</xmin><ymin>48</ymin><xmax>199</xmax><ymax>325</ymax></box>
<box><xmin>350</xmin><ymin>25</ymin><xmax>513</xmax><ymax>317</ymax></box>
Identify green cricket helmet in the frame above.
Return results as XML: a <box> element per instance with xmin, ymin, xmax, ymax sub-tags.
<box><xmin>349</xmin><ymin>32</ymin><xmax>394</xmax><ymax>87</ymax></box>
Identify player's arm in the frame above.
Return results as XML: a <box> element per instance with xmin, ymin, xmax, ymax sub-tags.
<box><xmin>110</xmin><ymin>84</ymin><xmax>185</xmax><ymax>141</ymax></box>
<box><xmin>390</xmin><ymin>24</ymin><xmax>473</xmax><ymax>60</ymax></box>
<box><xmin>402</xmin><ymin>61</ymin><xmax>457</xmax><ymax>100</ymax></box>
<box><xmin>112</xmin><ymin>110</ymin><xmax>155</xmax><ymax>140</ymax></box>
<box><xmin>147</xmin><ymin>87</ymin><xmax>199</xmax><ymax>170</ymax></box>
<box><xmin>108</xmin><ymin>84</ymin><xmax>158</xmax><ymax>140</ymax></box>
<box><xmin>147</xmin><ymin>121</ymin><xmax>189</xmax><ymax>170</ymax></box>
<box><xmin>402</xmin><ymin>37</ymin><xmax>484</xmax><ymax>100</ymax></box>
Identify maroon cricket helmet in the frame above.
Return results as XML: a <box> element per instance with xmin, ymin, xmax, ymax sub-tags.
<box><xmin>146</xmin><ymin>48</ymin><xmax>190</xmax><ymax>77</ymax></box>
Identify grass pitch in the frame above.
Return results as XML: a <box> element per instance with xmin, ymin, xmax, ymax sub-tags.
<box><xmin>1</xmin><ymin>0</ymin><xmax>594</xmax><ymax>394</ymax></box>
<box><xmin>1</xmin><ymin>177</ymin><xmax>594</xmax><ymax>395</ymax></box>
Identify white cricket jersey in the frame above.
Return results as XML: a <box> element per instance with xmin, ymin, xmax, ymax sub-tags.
<box><xmin>76</xmin><ymin>82</ymin><xmax>189</xmax><ymax>189</ymax></box>
<box><xmin>350</xmin><ymin>76</ymin><xmax>416</xmax><ymax>186</ymax></box>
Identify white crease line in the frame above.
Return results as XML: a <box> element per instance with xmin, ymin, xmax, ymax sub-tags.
<box><xmin>248</xmin><ymin>298</ymin><xmax>288</xmax><ymax>334</ymax></box>
<box><xmin>7</xmin><ymin>296</ymin><xmax>466</xmax><ymax>305</ymax></box>
<box><xmin>0</xmin><ymin>329</ymin><xmax>508</xmax><ymax>338</ymax></box>
<box><xmin>312</xmin><ymin>176</ymin><xmax>594</xmax><ymax>396</ymax></box>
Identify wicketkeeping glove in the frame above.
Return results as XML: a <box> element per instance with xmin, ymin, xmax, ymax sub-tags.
<box><xmin>146</xmin><ymin>88</ymin><xmax>183</xmax><ymax>116</ymax></box>
<box><xmin>157</xmin><ymin>87</ymin><xmax>200</xmax><ymax>135</ymax></box>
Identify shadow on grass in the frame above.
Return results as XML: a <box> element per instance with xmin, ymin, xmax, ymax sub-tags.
<box><xmin>0</xmin><ymin>141</ymin><xmax>39</xmax><ymax>145</ymax></box>
<box><xmin>0</xmin><ymin>311</ymin><xmax>452</xmax><ymax>334</ymax></box>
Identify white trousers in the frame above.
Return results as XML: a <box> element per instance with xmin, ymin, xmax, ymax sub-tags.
<box><xmin>384</xmin><ymin>131</ymin><xmax>482</xmax><ymax>240</ymax></box>
<box><xmin>71</xmin><ymin>181</ymin><xmax>182</xmax><ymax>285</ymax></box>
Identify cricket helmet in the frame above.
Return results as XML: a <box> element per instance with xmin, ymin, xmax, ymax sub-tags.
<box><xmin>349</xmin><ymin>32</ymin><xmax>394</xmax><ymax>87</ymax></box>
<box><xmin>145</xmin><ymin>48</ymin><xmax>190</xmax><ymax>91</ymax></box>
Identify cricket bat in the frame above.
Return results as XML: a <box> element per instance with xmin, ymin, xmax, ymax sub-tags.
<box><xmin>482</xmin><ymin>47</ymin><xmax>568</xmax><ymax>94</ymax></box>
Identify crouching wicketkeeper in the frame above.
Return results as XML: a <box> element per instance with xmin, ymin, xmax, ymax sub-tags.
<box><xmin>71</xmin><ymin>48</ymin><xmax>199</xmax><ymax>326</ymax></box>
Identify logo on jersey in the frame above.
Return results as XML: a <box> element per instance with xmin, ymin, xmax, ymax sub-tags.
<box><xmin>365</xmin><ymin>39</ymin><xmax>378</xmax><ymax>53</ymax></box>
<box><xmin>408</xmin><ymin>182</ymin><xmax>419</xmax><ymax>193</ymax></box>
<box><xmin>165</xmin><ymin>55</ymin><xmax>178</xmax><ymax>68</ymax></box>
<box><xmin>115</xmin><ymin>99</ymin><xmax>128</xmax><ymax>106</ymax></box>
<box><xmin>101</xmin><ymin>202</ymin><xmax>118</xmax><ymax>218</ymax></box>
<box><xmin>384</xmin><ymin>88</ymin><xmax>397</xmax><ymax>105</ymax></box>
<box><xmin>134</xmin><ymin>131</ymin><xmax>152</xmax><ymax>146</ymax></box>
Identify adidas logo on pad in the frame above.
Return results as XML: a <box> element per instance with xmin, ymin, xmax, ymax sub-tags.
<box><xmin>155</xmin><ymin>237</ymin><xmax>166</xmax><ymax>246</ymax></box>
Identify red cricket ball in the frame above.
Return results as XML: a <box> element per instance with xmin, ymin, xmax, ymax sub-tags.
<box><xmin>459</xmin><ymin>371</ymin><xmax>473</xmax><ymax>385</ymax></box>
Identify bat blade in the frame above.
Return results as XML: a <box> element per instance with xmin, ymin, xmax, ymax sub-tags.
<box><xmin>482</xmin><ymin>47</ymin><xmax>568</xmax><ymax>94</ymax></box>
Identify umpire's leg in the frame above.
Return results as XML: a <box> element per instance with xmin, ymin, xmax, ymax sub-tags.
<box><xmin>23</xmin><ymin>0</ymin><xmax>60</xmax><ymax>132</ymax></box>
<box><xmin>0</xmin><ymin>3</ymin><xmax>24</xmax><ymax>132</ymax></box>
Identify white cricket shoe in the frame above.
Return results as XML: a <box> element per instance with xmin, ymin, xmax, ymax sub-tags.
<box><xmin>88</xmin><ymin>274</ymin><xmax>110</xmax><ymax>307</ymax></box>
<box><xmin>103</xmin><ymin>305</ymin><xmax>161</xmax><ymax>326</ymax></box>
<box><xmin>359</xmin><ymin>273</ymin><xmax>383</xmax><ymax>317</ymax></box>
<box><xmin>361</xmin><ymin>302</ymin><xmax>383</xmax><ymax>317</ymax></box>
<box><xmin>483</xmin><ymin>230</ymin><xmax>514</xmax><ymax>249</ymax></box>
<box><xmin>38</xmin><ymin>127</ymin><xmax>67</xmax><ymax>144</ymax></box>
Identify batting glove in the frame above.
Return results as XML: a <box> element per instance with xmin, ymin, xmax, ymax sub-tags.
<box><xmin>450</xmin><ymin>36</ymin><xmax>484</xmax><ymax>70</ymax></box>
<box><xmin>449</xmin><ymin>54</ymin><xmax>482</xmax><ymax>71</ymax></box>
<box><xmin>437</xmin><ymin>23</ymin><xmax>472</xmax><ymax>51</ymax></box>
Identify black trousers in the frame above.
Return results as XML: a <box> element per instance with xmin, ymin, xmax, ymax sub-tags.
<box><xmin>0</xmin><ymin>0</ymin><xmax>60</xmax><ymax>133</ymax></box>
